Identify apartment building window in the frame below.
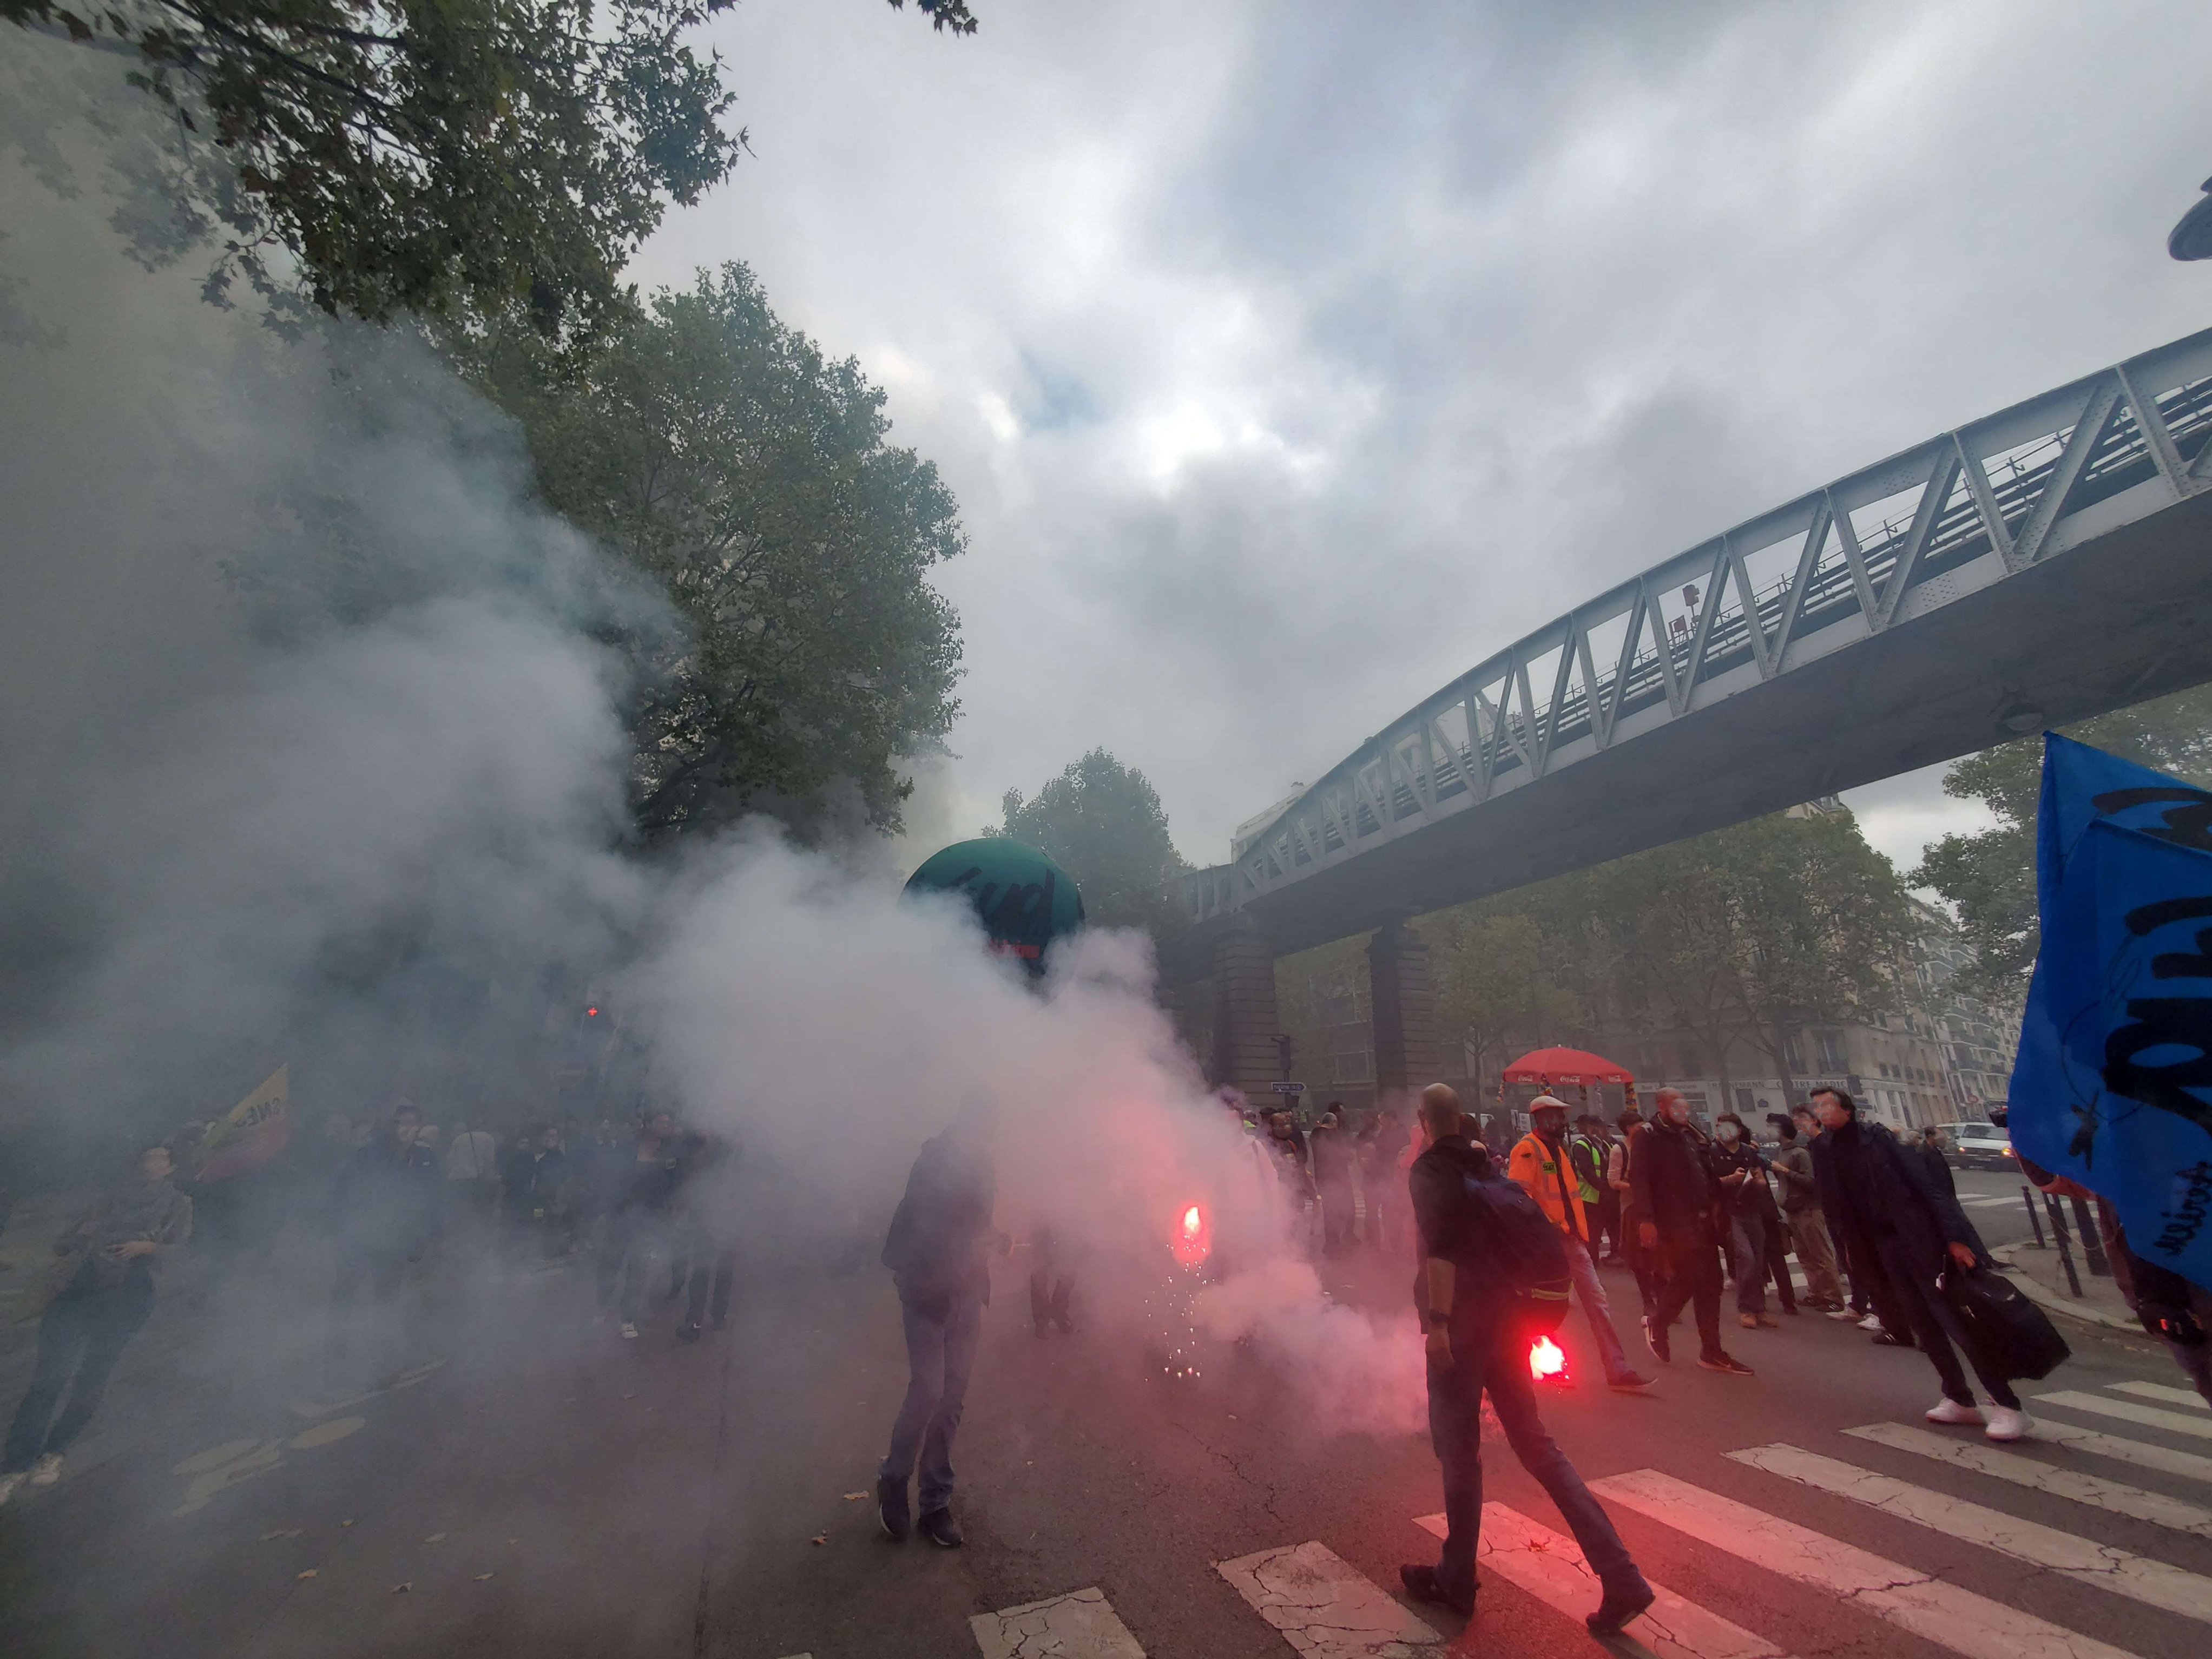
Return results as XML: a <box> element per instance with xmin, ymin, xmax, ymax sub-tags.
<box><xmin>1815</xmin><ymin>1030</ymin><xmax>1848</xmax><ymax>1073</ymax></box>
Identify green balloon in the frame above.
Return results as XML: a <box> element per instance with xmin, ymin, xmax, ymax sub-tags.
<box><xmin>904</xmin><ymin>839</ymin><xmax>1085</xmax><ymax>970</ymax></box>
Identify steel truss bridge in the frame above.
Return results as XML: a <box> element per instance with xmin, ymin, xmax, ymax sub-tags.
<box><xmin>1179</xmin><ymin>327</ymin><xmax>2212</xmax><ymax>961</ymax></box>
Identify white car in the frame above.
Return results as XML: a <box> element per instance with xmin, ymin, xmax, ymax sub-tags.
<box><xmin>1949</xmin><ymin>1121</ymin><xmax>2013</xmax><ymax>1170</ymax></box>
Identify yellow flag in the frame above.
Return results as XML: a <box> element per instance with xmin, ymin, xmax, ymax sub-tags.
<box><xmin>197</xmin><ymin>1064</ymin><xmax>292</xmax><ymax>1181</ymax></box>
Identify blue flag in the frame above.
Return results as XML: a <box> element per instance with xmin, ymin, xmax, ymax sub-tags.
<box><xmin>2012</xmin><ymin>733</ymin><xmax>2212</xmax><ymax>1292</ymax></box>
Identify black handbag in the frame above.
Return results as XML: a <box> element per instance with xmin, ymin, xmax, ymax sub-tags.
<box><xmin>1940</xmin><ymin>1263</ymin><xmax>2071</xmax><ymax>1382</ymax></box>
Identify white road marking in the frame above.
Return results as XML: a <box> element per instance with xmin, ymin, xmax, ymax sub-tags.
<box><xmin>2030</xmin><ymin>1417</ymin><xmax>2212</xmax><ymax>1484</ymax></box>
<box><xmin>1728</xmin><ymin>1443</ymin><xmax>2212</xmax><ymax>1623</ymax></box>
<box><xmin>1592</xmin><ymin>1468</ymin><xmax>2139</xmax><ymax>1659</ymax></box>
<box><xmin>1413</xmin><ymin>1505</ymin><xmax>1787</xmax><ymax>1659</ymax></box>
<box><xmin>1216</xmin><ymin>1541</ymin><xmax>1441</xmax><ymax>1658</ymax></box>
<box><xmin>971</xmin><ymin>1588</ymin><xmax>1146</xmax><ymax>1659</ymax></box>
<box><xmin>2109</xmin><ymin>1380</ymin><xmax>2210</xmax><ymax>1412</ymax></box>
<box><xmin>2036</xmin><ymin>1391</ymin><xmax>2212</xmax><ymax>1441</ymax></box>
<box><xmin>1844</xmin><ymin>1421</ymin><xmax>2212</xmax><ymax>1537</ymax></box>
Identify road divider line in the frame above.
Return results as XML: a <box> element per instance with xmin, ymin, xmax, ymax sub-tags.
<box><xmin>1216</xmin><ymin>1541</ymin><xmax>1441</xmax><ymax>1657</ymax></box>
<box><xmin>1413</xmin><ymin>1505</ymin><xmax>1788</xmax><ymax>1659</ymax></box>
<box><xmin>2035</xmin><ymin>1391</ymin><xmax>2212</xmax><ymax>1441</ymax></box>
<box><xmin>2109</xmin><ymin>1381</ymin><xmax>2211</xmax><ymax>1412</ymax></box>
<box><xmin>1727</xmin><ymin>1443</ymin><xmax>2212</xmax><ymax>1623</ymax></box>
<box><xmin>971</xmin><ymin>1588</ymin><xmax>1146</xmax><ymax>1659</ymax></box>
<box><xmin>1843</xmin><ymin>1422</ymin><xmax>2212</xmax><ymax>1538</ymax></box>
<box><xmin>1591</xmin><ymin>1467</ymin><xmax>2140</xmax><ymax>1659</ymax></box>
<box><xmin>2029</xmin><ymin>1417</ymin><xmax>2212</xmax><ymax>1484</ymax></box>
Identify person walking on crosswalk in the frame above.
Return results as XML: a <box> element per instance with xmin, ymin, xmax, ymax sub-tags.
<box><xmin>1630</xmin><ymin>1089</ymin><xmax>1753</xmax><ymax>1374</ymax></box>
<box><xmin>1401</xmin><ymin>1084</ymin><xmax>1656</xmax><ymax>1633</ymax></box>
<box><xmin>1807</xmin><ymin>1087</ymin><xmax>2032</xmax><ymax>1441</ymax></box>
<box><xmin>1507</xmin><ymin>1096</ymin><xmax>1652</xmax><ymax>1392</ymax></box>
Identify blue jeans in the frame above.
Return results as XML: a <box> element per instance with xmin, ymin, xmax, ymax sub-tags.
<box><xmin>1426</xmin><ymin>1316</ymin><xmax>1646</xmax><ymax>1611</ymax></box>
<box><xmin>1562</xmin><ymin>1236</ymin><xmax>1632</xmax><ymax>1382</ymax></box>
<box><xmin>881</xmin><ymin>1289</ymin><xmax>984</xmax><ymax>1514</ymax></box>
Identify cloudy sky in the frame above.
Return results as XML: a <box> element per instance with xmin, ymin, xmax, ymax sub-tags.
<box><xmin>635</xmin><ymin>0</ymin><xmax>2212</xmax><ymax>875</ymax></box>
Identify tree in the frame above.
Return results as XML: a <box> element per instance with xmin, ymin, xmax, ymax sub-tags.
<box><xmin>467</xmin><ymin>262</ymin><xmax>965</xmax><ymax>839</ymax></box>
<box><xmin>1913</xmin><ymin>686</ymin><xmax>2212</xmax><ymax>989</ymax></box>
<box><xmin>1419</xmin><ymin>905</ymin><xmax>1585</xmax><ymax>1091</ymax></box>
<box><xmin>989</xmin><ymin>749</ymin><xmax>1191</xmax><ymax>936</ymax></box>
<box><xmin>5</xmin><ymin>0</ymin><xmax>975</xmax><ymax>335</ymax></box>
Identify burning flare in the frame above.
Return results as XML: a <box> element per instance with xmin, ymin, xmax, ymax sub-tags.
<box><xmin>1170</xmin><ymin>1200</ymin><xmax>1211</xmax><ymax>1267</ymax></box>
<box><xmin>1528</xmin><ymin>1334</ymin><xmax>1567</xmax><ymax>1382</ymax></box>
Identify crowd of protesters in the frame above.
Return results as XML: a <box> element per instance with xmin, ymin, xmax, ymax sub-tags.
<box><xmin>0</xmin><ymin>1097</ymin><xmax>747</xmax><ymax>1507</ymax></box>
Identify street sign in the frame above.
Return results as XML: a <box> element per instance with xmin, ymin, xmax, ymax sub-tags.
<box><xmin>1270</xmin><ymin>1081</ymin><xmax>1306</xmax><ymax>1094</ymax></box>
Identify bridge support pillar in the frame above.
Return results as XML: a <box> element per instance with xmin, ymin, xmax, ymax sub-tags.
<box><xmin>1209</xmin><ymin>916</ymin><xmax>1282</xmax><ymax>1103</ymax></box>
<box><xmin>1368</xmin><ymin>919</ymin><xmax>1441</xmax><ymax>1102</ymax></box>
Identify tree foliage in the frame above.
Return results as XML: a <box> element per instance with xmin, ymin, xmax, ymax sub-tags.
<box><xmin>1414</xmin><ymin>809</ymin><xmax>1915</xmax><ymax>1098</ymax></box>
<box><xmin>988</xmin><ymin>749</ymin><xmax>1191</xmax><ymax>936</ymax></box>
<box><xmin>464</xmin><ymin>262</ymin><xmax>965</xmax><ymax>838</ymax></box>
<box><xmin>1913</xmin><ymin>685</ymin><xmax>2212</xmax><ymax>989</ymax></box>
<box><xmin>5</xmin><ymin>0</ymin><xmax>973</xmax><ymax>335</ymax></box>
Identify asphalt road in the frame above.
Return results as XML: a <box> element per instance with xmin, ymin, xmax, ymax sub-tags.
<box><xmin>0</xmin><ymin>1195</ymin><xmax>2204</xmax><ymax>1659</ymax></box>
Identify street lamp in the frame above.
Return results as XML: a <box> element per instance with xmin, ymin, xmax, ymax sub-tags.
<box><xmin>2169</xmin><ymin>177</ymin><xmax>2212</xmax><ymax>262</ymax></box>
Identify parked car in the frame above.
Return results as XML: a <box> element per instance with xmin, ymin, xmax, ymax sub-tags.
<box><xmin>1948</xmin><ymin>1121</ymin><xmax>2014</xmax><ymax>1170</ymax></box>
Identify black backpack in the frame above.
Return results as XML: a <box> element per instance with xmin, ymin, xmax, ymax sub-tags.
<box><xmin>1460</xmin><ymin>1166</ymin><xmax>1574</xmax><ymax>1334</ymax></box>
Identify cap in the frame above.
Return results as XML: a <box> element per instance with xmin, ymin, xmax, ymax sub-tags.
<box><xmin>1529</xmin><ymin>1094</ymin><xmax>1570</xmax><ymax>1115</ymax></box>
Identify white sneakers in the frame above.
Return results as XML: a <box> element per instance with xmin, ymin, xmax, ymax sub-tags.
<box><xmin>1859</xmin><ymin>1314</ymin><xmax>1886</xmax><ymax>1333</ymax></box>
<box><xmin>1925</xmin><ymin>1398</ymin><xmax>2032</xmax><ymax>1440</ymax></box>
<box><xmin>618</xmin><ymin>1321</ymin><xmax>639</xmax><ymax>1341</ymax></box>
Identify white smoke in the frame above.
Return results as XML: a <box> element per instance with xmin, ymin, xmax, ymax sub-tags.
<box><xmin>0</xmin><ymin>27</ymin><xmax>1420</xmax><ymax>1501</ymax></box>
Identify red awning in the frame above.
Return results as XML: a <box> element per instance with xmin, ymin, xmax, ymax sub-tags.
<box><xmin>1500</xmin><ymin>1046</ymin><xmax>1635</xmax><ymax>1086</ymax></box>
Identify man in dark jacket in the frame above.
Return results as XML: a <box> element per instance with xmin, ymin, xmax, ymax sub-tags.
<box><xmin>877</xmin><ymin>1093</ymin><xmax>1006</xmax><ymax>1550</ymax></box>
<box><xmin>1708</xmin><ymin>1112</ymin><xmax>1795</xmax><ymax>1328</ymax></box>
<box><xmin>1312</xmin><ymin>1107</ymin><xmax>1357</xmax><ymax>1256</ymax></box>
<box><xmin>2</xmin><ymin>1142</ymin><xmax>192</xmax><ymax>1503</ymax></box>
<box><xmin>1629</xmin><ymin>1090</ymin><xmax>1752</xmax><ymax>1374</ymax></box>
<box><xmin>1399</xmin><ymin>1085</ymin><xmax>1654</xmax><ymax>1632</ymax></box>
<box><xmin>332</xmin><ymin>1105</ymin><xmax>441</xmax><ymax>1308</ymax></box>
<box><xmin>1808</xmin><ymin>1088</ymin><xmax>2030</xmax><ymax>1440</ymax></box>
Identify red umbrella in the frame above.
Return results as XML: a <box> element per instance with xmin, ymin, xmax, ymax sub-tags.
<box><xmin>1500</xmin><ymin>1046</ymin><xmax>1634</xmax><ymax>1087</ymax></box>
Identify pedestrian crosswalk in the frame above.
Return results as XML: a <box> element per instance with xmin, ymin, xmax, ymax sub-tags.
<box><xmin>948</xmin><ymin>1374</ymin><xmax>2210</xmax><ymax>1659</ymax></box>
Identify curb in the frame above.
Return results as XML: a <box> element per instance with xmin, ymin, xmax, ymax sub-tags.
<box><xmin>1989</xmin><ymin>1243</ymin><xmax>2138</xmax><ymax>1332</ymax></box>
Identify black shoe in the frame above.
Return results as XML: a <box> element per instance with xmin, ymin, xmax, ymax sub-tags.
<box><xmin>917</xmin><ymin>1507</ymin><xmax>963</xmax><ymax>1548</ymax></box>
<box><xmin>877</xmin><ymin>1477</ymin><xmax>910</xmax><ymax>1541</ymax></box>
<box><xmin>1872</xmin><ymin>1331</ymin><xmax>1915</xmax><ymax>1348</ymax></box>
<box><xmin>1645</xmin><ymin>1320</ymin><xmax>1671</xmax><ymax>1365</ymax></box>
<box><xmin>1697</xmin><ymin>1352</ymin><xmax>1755</xmax><ymax>1376</ymax></box>
<box><xmin>1587</xmin><ymin>1581</ymin><xmax>1656</xmax><ymax>1636</ymax></box>
<box><xmin>1398</xmin><ymin>1564</ymin><xmax>1473</xmax><ymax>1616</ymax></box>
<box><xmin>676</xmin><ymin>1321</ymin><xmax>701</xmax><ymax>1345</ymax></box>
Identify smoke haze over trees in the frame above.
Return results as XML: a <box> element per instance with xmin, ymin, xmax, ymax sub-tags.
<box><xmin>0</xmin><ymin>0</ymin><xmax>974</xmax><ymax>335</ymax></box>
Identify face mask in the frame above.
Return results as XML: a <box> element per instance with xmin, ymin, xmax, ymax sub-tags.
<box><xmin>1717</xmin><ymin>1124</ymin><xmax>1741</xmax><ymax>1143</ymax></box>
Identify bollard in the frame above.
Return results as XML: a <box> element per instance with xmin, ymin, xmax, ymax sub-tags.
<box><xmin>2044</xmin><ymin>1194</ymin><xmax>2084</xmax><ymax>1298</ymax></box>
<box><xmin>2023</xmin><ymin>1187</ymin><xmax>2047</xmax><ymax>1249</ymax></box>
<box><xmin>2070</xmin><ymin>1195</ymin><xmax>2111</xmax><ymax>1276</ymax></box>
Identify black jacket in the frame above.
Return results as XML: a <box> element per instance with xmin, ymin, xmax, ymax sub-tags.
<box><xmin>1630</xmin><ymin>1117</ymin><xmax>1716</xmax><ymax>1243</ymax></box>
<box><xmin>1706</xmin><ymin>1137</ymin><xmax>1780</xmax><ymax>1221</ymax></box>
<box><xmin>1812</xmin><ymin>1115</ymin><xmax>1986</xmax><ymax>1282</ymax></box>
<box><xmin>334</xmin><ymin>1138</ymin><xmax>442</xmax><ymax>1254</ymax></box>
<box><xmin>882</xmin><ymin>1129</ymin><xmax>996</xmax><ymax>1308</ymax></box>
<box><xmin>1408</xmin><ymin>1135</ymin><xmax>1504</xmax><ymax>1330</ymax></box>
